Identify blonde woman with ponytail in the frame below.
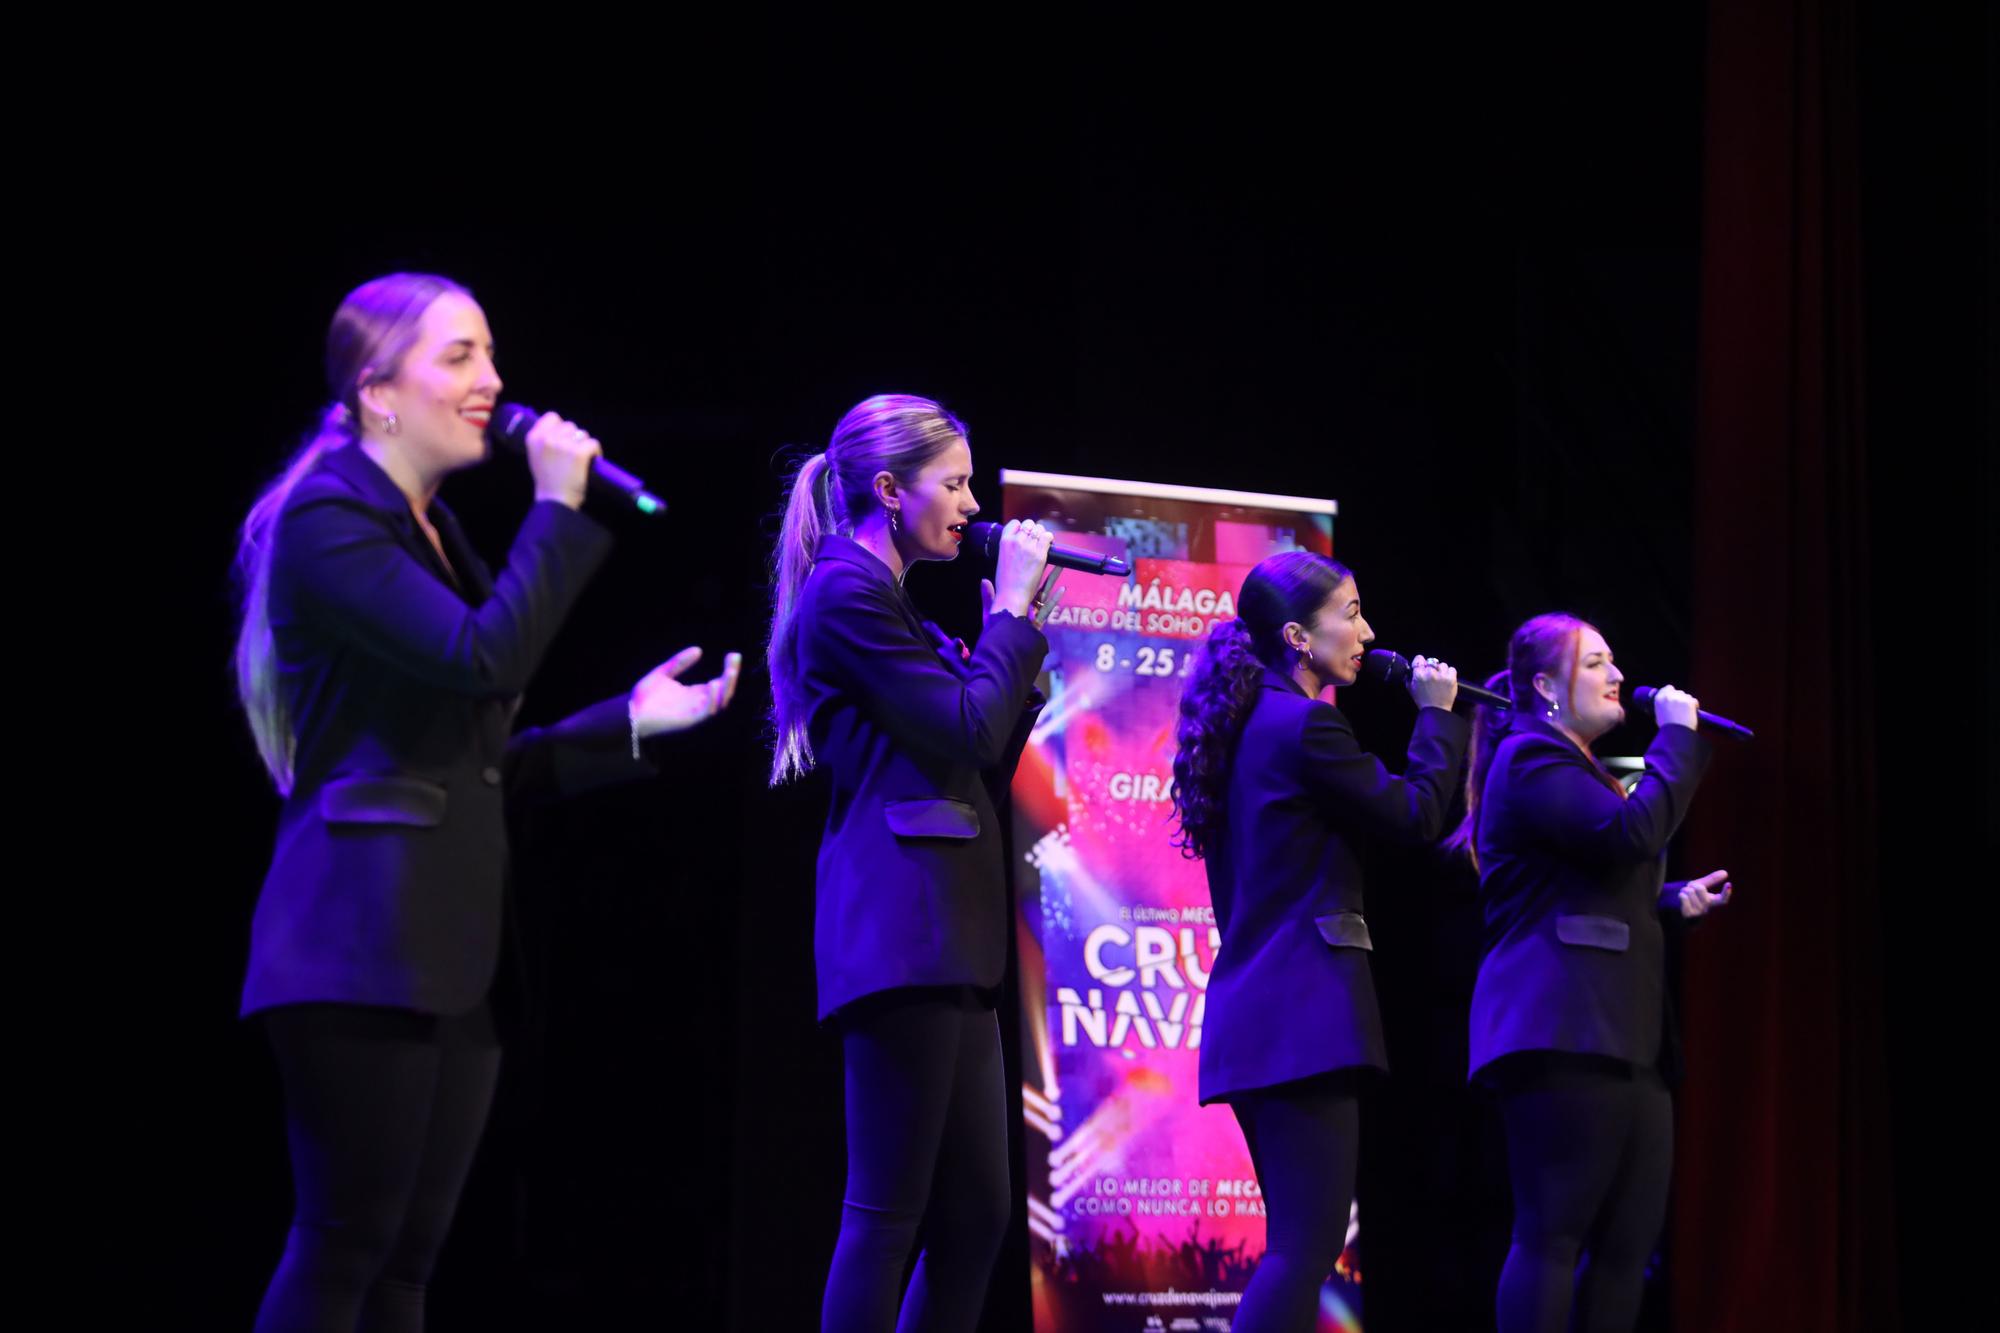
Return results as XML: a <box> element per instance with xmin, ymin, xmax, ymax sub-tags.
<box><xmin>766</xmin><ymin>394</ymin><xmax>1053</xmax><ymax>1332</ymax></box>
<box><xmin>234</xmin><ymin>274</ymin><xmax>739</xmax><ymax>1333</ymax></box>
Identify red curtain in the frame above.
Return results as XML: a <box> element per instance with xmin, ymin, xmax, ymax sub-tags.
<box><xmin>1676</xmin><ymin>0</ymin><xmax>1898</xmax><ymax>1328</ymax></box>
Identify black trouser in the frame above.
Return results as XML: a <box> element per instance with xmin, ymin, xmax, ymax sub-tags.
<box><xmin>1227</xmin><ymin>1070</ymin><xmax>1365</xmax><ymax>1333</ymax></box>
<box><xmin>821</xmin><ymin>987</ymin><xmax>1011</xmax><ymax>1333</ymax></box>
<box><xmin>253</xmin><ymin>1002</ymin><xmax>501</xmax><ymax>1333</ymax></box>
<box><xmin>1492</xmin><ymin>1053</ymin><xmax>1673</xmax><ymax>1333</ymax></box>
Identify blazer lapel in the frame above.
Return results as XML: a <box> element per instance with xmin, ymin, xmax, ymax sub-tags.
<box><xmin>321</xmin><ymin>444</ymin><xmax>465</xmax><ymax>596</ymax></box>
<box><xmin>429</xmin><ymin>501</ymin><xmax>493</xmax><ymax>605</ymax></box>
<box><xmin>815</xmin><ymin>533</ymin><xmax>945</xmax><ymax>662</ymax></box>
<box><xmin>918</xmin><ymin>614</ymin><xmax>974</xmax><ymax>678</ymax></box>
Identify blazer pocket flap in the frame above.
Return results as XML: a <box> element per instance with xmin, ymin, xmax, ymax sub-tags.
<box><xmin>1314</xmin><ymin>911</ymin><xmax>1374</xmax><ymax>951</ymax></box>
<box><xmin>320</xmin><ymin>775</ymin><xmax>448</xmax><ymax>827</ymax></box>
<box><xmin>883</xmin><ymin>798</ymin><xmax>980</xmax><ymax>840</ymax></box>
<box><xmin>1555</xmin><ymin>914</ymin><xmax>1630</xmax><ymax>952</ymax></box>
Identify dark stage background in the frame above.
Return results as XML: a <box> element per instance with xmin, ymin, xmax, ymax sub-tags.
<box><xmin>112</xmin><ymin>6</ymin><xmax>1985</xmax><ymax>1329</ymax></box>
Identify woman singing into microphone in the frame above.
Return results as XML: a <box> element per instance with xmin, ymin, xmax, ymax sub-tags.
<box><xmin>234</xmin><ymin>272</ymin><xmax>740</xmax><ymax>1332</ymax></box>
<box><xmin>765</xmin><ymin>394</ymin><xmax>1055</xmax><ymax>1333</ymax></box>
<box><xmin>1454</xmin><ymin>614</ymin><xmax>1731</xmax><ymax>1333</ymax></box>
<box><xmin>1169</xmin><ymin>551</ymin><xmax>1468</xmax><ymax>1331</ymax></box>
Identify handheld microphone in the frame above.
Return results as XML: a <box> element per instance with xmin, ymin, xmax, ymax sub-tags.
<box><xmin>488</xmin><ymin>402</ymin><xmax>667</xmax><ymax>517</ymax></box>
<box><xmin>1629</xmin><ymin>686</ymin><xmax>1755</xmax><ymax>740</ymax></box>
<box><xmin>1363</xmin><ymin>649</ymin><xmax>1511</xmax><ymax>708</ymax></box>
<box><xmin>963</xmin><ymin>521</ymin><xmax>1131</xmax><ymax>576</ymax></box>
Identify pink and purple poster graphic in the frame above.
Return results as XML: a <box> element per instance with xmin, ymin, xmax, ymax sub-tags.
<box><xmin>1001</xmin><ymin>472</ymin><xmax>1360</xmax><ymax>1332</ymax></box>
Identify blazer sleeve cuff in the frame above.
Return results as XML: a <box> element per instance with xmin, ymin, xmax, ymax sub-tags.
<box><xmin>518</xmin><ymin>499</ymin><xmax>615</xmax><ymax>566</ymax></box>
<box><xmin>1646</xmin><ymin>723</ymin><xmax>1715</xmax><ymax>785</ymax></box>
<box><xmin>1414</xmin><ymin>704</ymin><xmax>1472</xmax><ymax>745</ymax></box>
<box><xmin>977</xmin><ymin>608</ymin><xmax>1049</xmax><ymax>657</ymax></box>
<box><xmin>510</xmin><ymin>693</ymin><xmax>659</xmax><ymax>807</ymax></box>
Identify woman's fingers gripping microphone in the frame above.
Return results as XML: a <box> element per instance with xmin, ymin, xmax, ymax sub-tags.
<box><xmin>1407</xmin><ymin>654</ymin><xmax>1460</xmax><ymax>711</ymax></box>
<box><xmin>525</xmin><ymin>412</ymin><xmax>601</xmax><ymax>509</ymax></box>
<box><xmin>1652</xmin><ymin>685</ymin><xmax>1701</xmax><ymax>731</ymax></box>
<box><xmin>995</xmin><ymin>520</ymin><xmax>1054</xmax><ymax>619</ymax></box>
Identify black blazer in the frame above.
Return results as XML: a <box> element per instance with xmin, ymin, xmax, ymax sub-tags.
<box><xmin>1468</xmin><ymin>716</ymin><xmax>1712</xmax><ymax>1080</ymax></box>
<box><xmin>241</xmin><ymin>444</ymin><xmax>651</xmax><ymax>1018</ymax></box>
<box><xmin>794</xmin><ymin>534</ymin><xmax>1048</xmax><ymax>1020</ymax></box>
<box><xmin>1198</xmin><ymin>669</ymin><xmax>1469</xmax><ymax>1103</ymax></box>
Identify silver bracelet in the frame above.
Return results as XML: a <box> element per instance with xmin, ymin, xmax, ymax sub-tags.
<box><xmin>629</xmin><ymin>694</ymin><xmax>643</xmax><ymax>761</ymax></box>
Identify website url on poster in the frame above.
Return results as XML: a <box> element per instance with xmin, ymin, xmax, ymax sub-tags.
<box><xmin>1100</xmin><ymin>1289</ymin><xmax>1241</xmax><ymax>1308</ymax></box>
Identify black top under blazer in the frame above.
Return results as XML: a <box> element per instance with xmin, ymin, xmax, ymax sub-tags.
<box><xmin>1197</xmin><ymin>669</ymin><xmax>1470</xmax><ymax>1103</ymax></box>
<box><xmin>793</xmin><ymin>534</ymin><xmax>1048</xmax><ymax>1020</ymax></box>
<box><xmin>241</xmin><ymin>444</ymin><xmax>652</xmax><ymax>1018</ymax></box>
<box><xmin>1468</xmin><ymin>715</ymin><xmax>1712</xmax><ymax>1081</ymax></box>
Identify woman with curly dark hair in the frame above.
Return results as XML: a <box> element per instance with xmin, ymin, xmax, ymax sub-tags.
<box><xmin>1170</xmin><ymin>550</ymin><xmax>1468</xmax><ymax>1331</ymax></box>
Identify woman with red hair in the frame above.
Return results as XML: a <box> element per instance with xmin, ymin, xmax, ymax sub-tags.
<box><xmin>1455</xmin><ymin>614</ymin><xmax>1732</xmax><ymax>1333</ymax></box>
